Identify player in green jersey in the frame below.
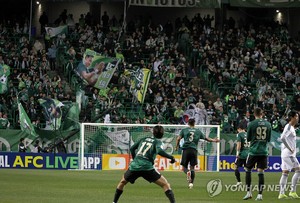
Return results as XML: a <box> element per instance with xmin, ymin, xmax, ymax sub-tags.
<box><xmin>113</xmin><ymin>125</ymin><xmax>176</xmax><ymax>203</ymax></box>
<box><xmin>243</xmin><ymin>107</ymin><xmax>272</xmax><ymax>201</ymax></box>
<box><xmin>175</xmin><ymin>118</ymin><xmax>219</xmax><ymax>189</ymax></box>
<box><xmin>234</xmin><ymin>123</ymin><xmax>250</xmax><ymax>186</ymax></box>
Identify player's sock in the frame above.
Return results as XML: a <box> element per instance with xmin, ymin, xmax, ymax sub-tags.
<box><xmin>258</xmin><ymin>172</ymin><xmax>264</xmax><ymax>194</ymax></box>
<box><xmin>235</xmin><ymin>169</ymin><xmax>241</xmax><ymax>182</ymax></box>
<box><xmin>113</xmin><ymin>188</ymin><xmax>123</xmax><ymax>203</ymax></box>
<box><xmin>291</xmin><ymin>170</ymin><xmax>300</xmax><ymax>192</ymax></box>
<box><xmin>190</xmin><ymin>170</ymin><xmax>195</xmax><ymax>183</ymax></box>
<box><xmin>165</xmin><ymin>189</ymin><xmax>175</xmax><ymax>203</ymax></box>
<box><xmin>183</xmin><ymin>168</ymin><xmax>189</xmax><ymax>174</ymax></box>
<box><xmin>279</xmin><ymin>173</ymin><xmax>288</xmax><ymax>194</ymax></box>
<box><xmin>245</xmin><ymin>169</ymin><xmax>251</xmax><ymax>192</ymax></box>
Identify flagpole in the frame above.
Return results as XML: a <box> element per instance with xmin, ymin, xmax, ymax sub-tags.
<box><xmin>16</xmin><ymin>91</ymin><xmax>20</xmax><ymax>101</ymax></box>
<box><xmin>29</xmin><ymin>0</ymin><xmax>33</xmax><ymax>41</ymax></box>
<box><xmin>118</xmin><ymin>0</ymin><xmax>127</xmax><ymax>42</ymax></box>
<box><xmin>54</xmin><ymin>116</ymin><xmax>57</xmax><ymax>168</ymax></box>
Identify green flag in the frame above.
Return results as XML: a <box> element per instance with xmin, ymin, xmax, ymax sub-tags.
<box><xmin>0</xmin><ymin>64</ymin><xmax>10</xmax><ymax>94</ymax></box>
<box><xmin>18</xmin><ymin>101</ymin><xmax>38</xmax><ymax>138</ymax></box>
<box><xmin>38</xmin><ymin>98</ymin><xmax>64</xmax><ymax>130</ymax></box>
<box><xmin>61</xmin><ymin>102</ymin><xmax>80</xmax><ymax>131</ymax></box>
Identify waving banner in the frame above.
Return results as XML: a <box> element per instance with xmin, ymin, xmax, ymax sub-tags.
<box><xmin>18</xmin><ymin>101</ymin><xmax>38</xmax><ymax>138</ymax></box>
<box><xmin>45</xmin><ymin>25</ymin><xmax>68</xmax><ymax>38</ymax></box>
<box><xmin>93</xmin><ymin>57</ymin><xmax>119</xmax><ymax>90</ymax></box>
<box><xmin>126</xmin><ymin>68</ymin><xmax>151</xmax><ymax>103</ymax></box>
<box><xmin>0</xmin><ymin>64</ymin><xmax>10</xmax><ymax>94</ymax></box>
<box><xmin>38</xmin><ymin>98</ymin><xmax>64</xmax><ymax>130</ymax></box>
<box><xmin>61</xmin><ymin>102</ymin><xmax>80</xmax><ymax>131</ymax></box>
<box><xmin>76</xmin><ymin>49</ymin><xmax>119</xmax><ymax>90</ymax></box>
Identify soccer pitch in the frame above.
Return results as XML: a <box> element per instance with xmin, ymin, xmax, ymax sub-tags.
<box><xmin>0</xmin><ymin>169</ymin><xmax>297</xmax><ymax>203</ymax></box>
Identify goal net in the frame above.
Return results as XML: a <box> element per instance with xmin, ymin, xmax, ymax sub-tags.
<box><xmin>79</xmin><ymin>123</ymin><xmax>220</xmax><ymax>171</ymax></box>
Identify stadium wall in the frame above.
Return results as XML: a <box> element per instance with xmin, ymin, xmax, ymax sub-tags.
<box><xmin>32</xmin><ymin>1</ymin><xmax>300</xmax><ymax>38</ymax></box>
<box><xmin>33</xmin><ymin>1</ymin><xmax>217</xmax><ymax>36</ymax></box>
<box><xmin>0</xmin><ymin>129</ymin><xmax>283</xmax><ymax>155</ymax></box>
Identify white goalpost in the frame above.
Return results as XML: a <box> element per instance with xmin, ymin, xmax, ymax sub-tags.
<box><xmin>79</xmin><ymin>123</ymin><xmax>220</xmax><ymax>171</ymax></box>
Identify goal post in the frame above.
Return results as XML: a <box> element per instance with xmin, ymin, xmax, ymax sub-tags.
<box><xmin>79</xmin><ymin>123</ymin><xmax>220</xmax><ymax>171</ymax></box>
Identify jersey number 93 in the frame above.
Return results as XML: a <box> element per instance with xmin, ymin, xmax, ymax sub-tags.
<box><xmin>256</xmin><ymin>126</ymin><xmax>267</xmax><ymax>140</ymax></box>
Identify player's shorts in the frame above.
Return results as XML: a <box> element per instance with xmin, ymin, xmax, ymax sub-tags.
<box><xmin>124</xmin><ymin>169</ymin><xmax>161</xmax><ymax>184</ymax></box>
<box><xmin>245</xmin><ymin>155</ymin><xmax>268</xmax><ymax>170</ymax></box>
<box><xmin>281</xmin><ymin>156</ymin><xmax>300</xmax><ymax>171</ymax></box>
<box><xmin>180</xmin><ymin>148</ymin><xmax>198</xmax><ymax>168</ymax></box>
<box><xmin>235</xmin><ymin>157</ymin><xmax>247</xmax><ymax>168</ymax></box>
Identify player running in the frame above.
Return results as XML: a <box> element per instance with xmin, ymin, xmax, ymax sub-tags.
<box><xmin>175</xmin><ymin>118</ymin><xmax>219</xmax><ymax>189</ymax></box>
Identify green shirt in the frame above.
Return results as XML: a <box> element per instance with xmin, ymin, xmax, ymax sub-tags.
<box><xmin>129</xmin><ymin>136</ymin><xmax>173</xmax><ymax>171</ymax></box>
<box><xmin>0</xmin><ymin>118</ymin><xmax>9</xmax><ymax>129</ymax></box>
<box><xmin>174</xmin><ymin>109</ymin><xmax>184</xmax><ymax>118</ymax></box>
<box><xmin>236</xmin><ymin>132</ymin><xmax>250</xmax><ymax>159</ymax></box>
<box><xmin>247</xmin><ymin>118</ymin><xmax>272</xmax><ymax>156</ymax></box>
<box><xmin>115</xmin><ymin>53</ymin><xmax>125</xmax><ymax>62</ymax></box>
<box><xmin>180</xmin><ymin>127</ymin><xmax>205</xmax><ymax>150</ymax></box>
<box><xmin>245</xmin><ymin>38</ymin><xmax>255</xmax><ymax>49</ymax></box>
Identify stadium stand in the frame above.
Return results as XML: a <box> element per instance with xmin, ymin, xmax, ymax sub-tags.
<box><xmin>0</xmin><ymin>8</ymin><xmax>299</xmax><ymax>134</ymax></box>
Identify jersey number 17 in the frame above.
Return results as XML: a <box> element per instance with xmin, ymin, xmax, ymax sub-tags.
<box><xmin>137</xmin><ymin>142</ymin><xmax>153</xmax><ymax>156</ymax></box>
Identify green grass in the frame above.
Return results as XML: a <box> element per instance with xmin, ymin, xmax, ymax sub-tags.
<box><xmin>0</xmin><ymin>169</ymin><xmax>297</xmax><ymax>203</ymax></box>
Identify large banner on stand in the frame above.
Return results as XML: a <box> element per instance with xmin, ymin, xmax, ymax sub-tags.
<box><xmin>129</xmin><ymin>0</ymin><xmax>221</xmax><ymax>8</ymax></box>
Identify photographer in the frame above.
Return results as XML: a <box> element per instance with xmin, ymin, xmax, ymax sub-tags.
<box><xmin>33</xmin><ymin>140</ymin><xmax>43</xmax><ymax>153</ymax></box>
<box><xmin>18</xmin><ymin>138</ymin><xmax>27</xmax><ymax>152</ymax></box>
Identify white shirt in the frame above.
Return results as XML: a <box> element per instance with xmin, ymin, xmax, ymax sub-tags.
<box><xmin>280</xmin><ymin>123</ymin><xmax>297</xmax><ymax>158</ymax></box>
<box><xmin>104</xmin><ymin>114</ymin><xmax>111</xmax><ymax>123</ymax></box>
<box><xmin>153</xmin><ymin>59</ymin><xmax>163</xmax><ymax>73</ymax></box>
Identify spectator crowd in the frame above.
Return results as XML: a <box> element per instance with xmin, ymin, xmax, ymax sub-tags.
<box><xmin>1</xmin><ymin>9</ymin><xmax>300</xmax><ymax>134</ymax></box>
